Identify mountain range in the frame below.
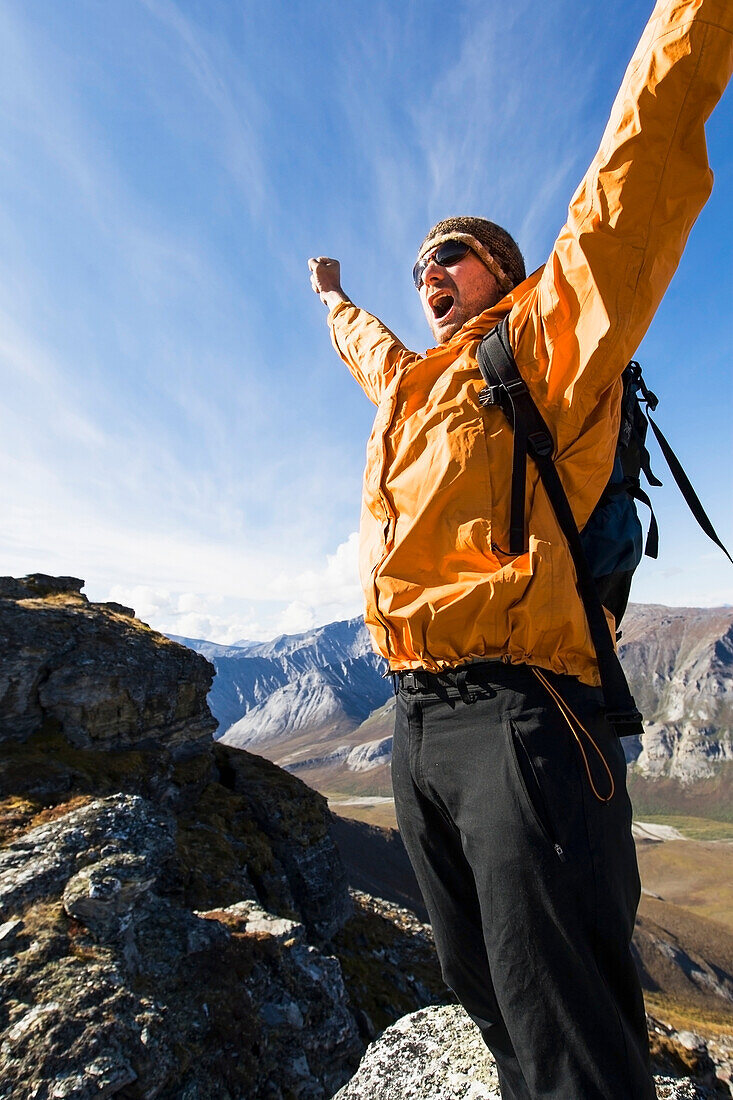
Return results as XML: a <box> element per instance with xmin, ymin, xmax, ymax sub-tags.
<box><xmin>174</xmin><ymin>602</ymin><xmax>733</xmax><ymax>826</ymax></box>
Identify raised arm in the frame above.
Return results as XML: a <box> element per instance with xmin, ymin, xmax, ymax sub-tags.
<box><xmin>308</xmin><ymin>255</ymin><xmax>418</xmax><ymax>405</ymax></box>
<box><xmin>526</xmin><ymin>0</ymin><xmax>732</xmax><ymax>418</ymax></box>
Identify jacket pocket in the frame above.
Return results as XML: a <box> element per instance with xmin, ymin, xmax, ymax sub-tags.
<box><xmin>507</xmin><ymin>718</ymin><xmax>566</xmax><ymax>862</ymax></box>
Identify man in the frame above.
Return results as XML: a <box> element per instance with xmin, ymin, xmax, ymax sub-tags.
<box><xmin>309</xmin><ymin>2</ymin><xmax>731</xmax><ymax>1096</ymax></box>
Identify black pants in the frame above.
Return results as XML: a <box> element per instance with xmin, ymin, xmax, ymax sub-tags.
<box><xmin>391</xmin><ymin>661</ymin><xmax>655</xmax><ymax>1100</ymax></box>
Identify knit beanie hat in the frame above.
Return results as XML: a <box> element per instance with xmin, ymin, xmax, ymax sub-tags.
<box><xmin>416</xmin><ymin>217</ymin><xmax>526</xmax><ymax>295</ymax></box>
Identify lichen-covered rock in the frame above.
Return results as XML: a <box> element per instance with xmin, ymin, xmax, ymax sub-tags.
<box><xmin>0</xmin><ymin>574</ymin><xmax>216</xmax><ymax>750</ymax></box>
<box><xmin>332</xmin><ymin>1005</ymin><xmax>726</xmax><ymax>1100</ymax></box>
<box><xmin>332</xmin><ymin>1005</ymin><xmax>501</xmax><ymax>1099</ymax></box>
<box><xmin>0</xmin><ymin>794</ymin><xmax>174</xmax><ymax>922</ymax></box>
<box><xmin>0</xmin><ymin>576</ymin><xmax>365</xmax><ymax>1097</ymax></box>
<box><xmin>0</xmin><ymin>794</ymin><xmax>361</xmax><ymax>1099</ymax></box>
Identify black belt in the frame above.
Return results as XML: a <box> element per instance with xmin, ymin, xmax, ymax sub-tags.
<box><xmin>393</xmin><ymin>659</ymin><xmax>517</xmax><ymax>697</ymax></box>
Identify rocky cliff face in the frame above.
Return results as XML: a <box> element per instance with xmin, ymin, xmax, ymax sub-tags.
<box><xmin>0</xmin><ymin>575</ymin><xmax>449</xmax><ymax>1099</ymax></box>
<box><xmin>619</xmin><ymin>605</ymin><xmax>733</xmax><ymax>784</ymax></box>
<box><xmin>0</xmin><ymin>574</ymin><xmax>216</xmax><ymax>751</ymax></box>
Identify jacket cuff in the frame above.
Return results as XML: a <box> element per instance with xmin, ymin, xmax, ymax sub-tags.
<box><xmin>327</xmin><ymin>299</ymin><xmax>354</xmax><ymax>327</ymax></box>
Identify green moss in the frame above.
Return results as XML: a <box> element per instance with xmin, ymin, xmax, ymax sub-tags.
<box><xmin>214</xmin><ymin>744</ymin><xmax>329</xmax><ymax>844</ymax></box>
<box><xmin>175</xmin><ymin>782</ymin><xmax>291</xmax><ymax>914</ymax></box>
<box><xmin>172</xmin><ymin>752</ymin><xmax>214</xmax><ymax>788</ymax></box>
<box><xmin>6</xmin><ymin>900</ymin><xmax>75</xmax><ymax>979</ymax></box>
<box><xmin>0</xmin><ymin>727</ymin><xmax>165</xmax><ymax>810</ymax></box>
<box><xmin>332</xmin><ymin>897</ymin><xmax>449</xmax><ymax>1034</ymax></box>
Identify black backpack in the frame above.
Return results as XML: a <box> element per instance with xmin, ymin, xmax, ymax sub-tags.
<box><xmin>477</xmin><ymin>316</ymin><xmax>731</xmax><ymax>737</ymax></box>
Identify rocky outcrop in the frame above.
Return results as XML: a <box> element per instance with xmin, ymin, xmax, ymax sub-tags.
<box><xmin>0</xmin><ymin>573</ymin><xmax>217</xmax><ymax>751</ymax></box>
<box><xmin>0</xmin><ymin>793</ymin><xmax>359</xmax><ymax>1100</ymax></box>
<box><xmin>333</xmin><ymin>1005</ymin><xmax>732</xmax><ymax>1100</ymax></box>
<box><xmin>0</xmin><ymin>576</ymin><xmax>380</xmax><ymax>1097</ymax></box>
<box><xmin>333</xmin><ymin>1006</ymin><xmax>500</xmax><ymax>1099</ymax></box>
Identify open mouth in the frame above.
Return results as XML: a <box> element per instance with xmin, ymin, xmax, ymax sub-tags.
<box><xmin>431</xmin><ymin>293</ymin><xmax>454</xmax><ymax>320</ymax></box>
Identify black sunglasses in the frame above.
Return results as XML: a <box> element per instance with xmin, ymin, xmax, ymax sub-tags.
<box><xmin>412</xmin><ymin>240</ymin><xmax>472</xmax><ymax>289</ymax></box>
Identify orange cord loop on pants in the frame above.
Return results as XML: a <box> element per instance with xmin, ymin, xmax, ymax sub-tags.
<box><xmin>531</xmin><ymin>668</ymin><xmax>615</xmax><ymax>803</ymax></box>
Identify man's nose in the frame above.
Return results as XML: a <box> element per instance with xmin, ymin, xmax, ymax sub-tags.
<box><xmin>422</xmin><ymin>258</ymin><xmax>444</xmax><ymax>285</ymax></box>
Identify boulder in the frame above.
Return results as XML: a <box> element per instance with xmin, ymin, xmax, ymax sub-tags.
<box><xmin>333</xmin><ymin>1005</ymin><xmax>722</xmax><ymax>1100</ymax></box>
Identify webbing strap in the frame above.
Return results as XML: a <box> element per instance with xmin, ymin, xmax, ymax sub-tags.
<box><xmin>639</xmin><ymin>443</ymin><xmax>663</xmax><ymax>488</ymax></box>
<box><xmin>510</xmin><ymin>417</ymin><xmax>529</xmax><ymax>554</ymax></box>
<box><xmin>646</xmin><ymin>414</ymin><xmax>732</xmax><ymax>564</ymax></box>
<box><xmin>477</xmin><ymin>318</ymin><xmax>643</xmax><ymax>737</ymax></box>
<box><xmin>627</xmin><ymin>483</ymin><xmax>659</xmax><ymax>558</ymax></box>
<box><xmin>478</xmin><ymin>321</ymin><xmax>552</xmax><ymax>554</ymax></box>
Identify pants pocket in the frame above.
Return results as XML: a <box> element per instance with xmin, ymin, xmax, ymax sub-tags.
<box><xmin>507</xmin><ymin>717</ymin><xmax>566</xmax><ymax>862</ymax></box>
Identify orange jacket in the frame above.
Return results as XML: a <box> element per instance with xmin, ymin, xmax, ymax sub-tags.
<box><xmin>329</xmin><ymin>0</ymin><xmax>732</xmax><ymax>684</ymax></box>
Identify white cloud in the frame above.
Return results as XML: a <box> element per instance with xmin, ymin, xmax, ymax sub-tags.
<box><xmin>106</xmin><ymin>584</ymin><xmax>172</xmax><ymax>620</ymax></box>
<box><xmin>267</xmin><ymin>531</ymin><xmax>362</xmax><ymax>617</ymax></box>
<box><xmin>277</xmin><ymin>601</ymin><xmax>318</xmax><ymax>637</ymax></box>
<box><xmin>90</xmin><ymin>531</ymin><xmax>364</xmax><ymax>643</ymax></box>
<box><xmin>104</xmin><ymin>582</ymin><xmax>267</xmax><ymax>644</ymax></box>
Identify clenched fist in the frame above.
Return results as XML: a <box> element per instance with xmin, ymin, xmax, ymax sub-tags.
<box><xmin>308</xmin><ymin>256</ymin><xmax>348</xmax><ymax>311</ymax></box>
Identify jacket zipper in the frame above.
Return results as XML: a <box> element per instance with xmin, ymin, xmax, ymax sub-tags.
<box><xmin>371</xmin><ymin>389</ymin><xmax>401</xmax><ymax>659</ymax></box>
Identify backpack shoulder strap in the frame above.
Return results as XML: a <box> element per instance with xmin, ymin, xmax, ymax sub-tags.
<box><xmin>477</xmin><ymin>317</ymin><xmax>553</xmax><ymax>555</ymax></box>
<box><xmin>477</xmin><ymin>318</ymin><xmax>643</xmax><ymax>738</ymax></box>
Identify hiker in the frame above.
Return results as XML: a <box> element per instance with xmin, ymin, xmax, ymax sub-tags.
<box><xmin>309</xmin><ymin>1</ymin><xmax>732</xmax><ymax>1096</ymax></box>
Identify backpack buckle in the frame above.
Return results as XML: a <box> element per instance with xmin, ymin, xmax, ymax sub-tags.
<box><xmin>628</xmin><ymin>361</ymin><xmax>659</xmax><ymax>411</ymax></box>
<box><xmin>478</xmin><ymin>384</ymin><xmax>503</xmax><ymax>408</ymax></box>
<box><xmin>528</xmin><ymin>430</ymin><xmax>553</xmax><ymax>457</ymax></box>
<box><xmin>604</xmin><ymin>705</ymin><xmax>643</xmax><ymax>726</ymax></box>
<box><xmin>505</xmin><ymin>376</ymin><xmax>528</xmax><ymax>396</ymax></box>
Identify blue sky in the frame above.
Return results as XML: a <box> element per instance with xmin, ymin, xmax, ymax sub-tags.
<box><xmin>0</xmin><ymin>0</ymin><xmax>730</xmax><ymax>643</ymax></box>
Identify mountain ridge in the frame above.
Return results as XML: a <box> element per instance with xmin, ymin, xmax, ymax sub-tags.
<box><xmin>179</xmin><ymin>604</ymin><xmax>733</xmax><ymax>821</ymax></box>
